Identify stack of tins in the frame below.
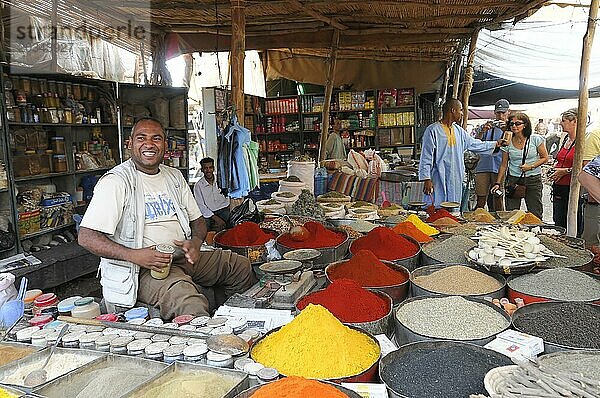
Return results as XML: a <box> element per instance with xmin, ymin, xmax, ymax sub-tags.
<box><xmin>251</xmin><ymin>304</ymin><xmax>380</xmax><ymax>382</ymax></box>
<box><xmin>326</xmin><ymin>250</ymin><xmax>410</xmax><ymax>304</ymax></box>
<box><xmin>350</xmin><ymin>227</ymin><xmax>420</xmax><ymax>270</ymax></box>
<box><xmin>213</xmin><ymin>222</ymin><xmax>277</xmax><ymax>264</ymax></box>
<box><xmin>296</xmin><ymin>279</ymin><xmax>393</xmax><ymax>337</ymax></box>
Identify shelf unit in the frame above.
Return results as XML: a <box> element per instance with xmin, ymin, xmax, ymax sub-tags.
<box><xmin>0</xmin><ymin>71</ymin><xmax>120</xmax><ymax>257</ymax></box>
<box><xmin>118</xmin><ymin>83</ymin><xmax>189</xmax><ymax>176</ymax></box>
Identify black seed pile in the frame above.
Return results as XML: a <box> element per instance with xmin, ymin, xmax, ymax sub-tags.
<box><xmin>380</xmin><ymin>343</ymin><xmax>512</xmax><ymax>398</ymax></box>
<box><xmin>513</xmin><ymin>302</ymin><xmax>600</xmax><ymax>349</ymax></box>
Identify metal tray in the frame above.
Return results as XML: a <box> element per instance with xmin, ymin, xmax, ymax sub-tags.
<box><xmin>33</xmin><ymin>354</ymin><xmax>168</xmax><ymax>398</ymax></box>
<box><xmin>0</xmin><ymin>347</ymin><xmax>106</xmax><ymax>389</ymax></box>
<box><xmin>0</xmin><ymin>342</ymin><xmax>41</xmax><ymax>368</ymax></box>
<box><xmin>121</xmin><ymin>361</ymin><xmax>249</xmax><ymax>398</ymax></box>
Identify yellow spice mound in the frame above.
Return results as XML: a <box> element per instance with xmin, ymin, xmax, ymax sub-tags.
<box><xmin>251</xmin><ymin>304</ymin><xmax>380</xmax><ymax>379</ymax></box>
<box><xmin>406</xmin><ymin>214</ymin><xmax>439</xmax><ymax>236</ymax></box>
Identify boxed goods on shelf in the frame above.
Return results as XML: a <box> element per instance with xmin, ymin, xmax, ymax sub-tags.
<box><xmin>18</xmin><ymin>209</ymin><xmax>40</xmax><ymax>236</ymax></box>
<box><xmin>39</xmin><ymin>202</ymin><xmax>74</xmax><ymax>229</ymax></box>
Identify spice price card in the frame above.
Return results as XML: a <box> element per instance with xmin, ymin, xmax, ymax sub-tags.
<box><xmin>342</xmin><ymin>383</ymin><xmax>389</xmax><ymax>398</ymax></box>
<box><xmin>214</xmin><ymin>306</ymin><xmax>294</xmax><ymax>333</ymax></box>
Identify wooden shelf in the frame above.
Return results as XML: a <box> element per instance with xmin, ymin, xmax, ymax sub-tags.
<box><xmin>264</xmin><ymin>113</ymin><xmax>299</xmax><ymax>116</ymax></box>
<box><xmin>0</xmin><ymin>188</ymin><xmax>8</xmax><ymax>193</ymax></box>
<box><xmin>21</xmin><ymin>222</ymin><xmax>75</xmax><ymax>240</ymax></box>
<box><xmin>378</xmin><ymin>125</ymin><xmax>414</xmax><ymax>129</ymax></box>
<box><xmin>379</xmin><ymin>105</ymin><xmax>415</xmax><ymax>110</ymax></box>
<box><xmin>379</xmin><ymin>144</ymin><xmax>415</xmax><ymax>148</ymax></box>
<box><xmin>74</xmin><ymin>167</ymin><xmax>111</xmax><ymax>175</ymax></box>
<box><xmin>331</xmin><ymin>109</ymin><xmax>374</xmax><ymax>113</ymax></box>
<box><xmin>15</xmin><ymin>172</ymin><xmax>71</xmax><ymax>182</ymax></box>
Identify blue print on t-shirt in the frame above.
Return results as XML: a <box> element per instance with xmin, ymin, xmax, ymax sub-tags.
<box><xmin>145</xmin><ymin>193</ymin><xmax>176</xmax><ymax>220</ymax></box>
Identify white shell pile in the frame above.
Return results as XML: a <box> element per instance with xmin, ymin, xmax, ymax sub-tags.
<box><xmin>467</xmin><ymin>226</ymin><xmax>563</xmax><ymax>267</ymax></box>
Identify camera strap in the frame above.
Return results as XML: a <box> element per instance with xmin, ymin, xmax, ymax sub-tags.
<box><xmin>518</xmin><ymin>137</ymin><xmax>530</xmax><ymax>180</ymax></box>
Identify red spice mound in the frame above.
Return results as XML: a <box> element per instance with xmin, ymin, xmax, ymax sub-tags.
<box><xmin>350</xmin><ymin>226</ymin><xmax>419</xmax><ymax>260</ymax></box>
<box><xmin>297</xmin><ymin>279</ymin><xmax>389</xmax><ymax>323</ymax></box>
<box><xmin>215</xmin><ymin>222</ymin><xmax>275</xmax><ymax>246</ymax></box>
<box><xmin>278</xmin><ymin>221</ymin><xmax>346</xmax><ymax>249</ymax></box>
<box><xmin>328</xmin><ymin>249</ymin><xmax>409</xmax><ymax>287</ymax></box>
<box><xmin>426</xmin><ymin>208</ymin><xmax>459</xmax><ymax>222</ymax></box>
<box><xmin>392</xmin><ymin>221</ymin><xmax>433</xmax><ymax>243</ymax></box>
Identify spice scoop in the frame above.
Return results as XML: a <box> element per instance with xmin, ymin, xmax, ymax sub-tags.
<box><xmin>23</xmin><ymin>324</ymin><xmax>69</xmax><ymax>386</ymax></box>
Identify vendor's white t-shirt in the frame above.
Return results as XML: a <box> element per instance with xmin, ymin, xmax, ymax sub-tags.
<box><xmin>81</xmin><ymin>170</ymin><xmax>202</xmax><ymax>247</ymax></box>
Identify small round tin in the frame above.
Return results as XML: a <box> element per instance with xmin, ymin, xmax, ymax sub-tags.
<box><xmin>163</xmin><ymin>344</ymin><xmax>186</xmax><ymax>363</ymax></box>
<box><xmin>190</xmin><ymin>316</ymin><xmax>210</xmax><ymax>327</ymax></box>
<box><xmin>173</xmin><ymin>314</ymin><xmax>194</xmax><ymax>325</ymax></box>
<box><xmin>206</xmin><ymin>351</ymin><xmax>233</xmax><ymax>368</ymax></box>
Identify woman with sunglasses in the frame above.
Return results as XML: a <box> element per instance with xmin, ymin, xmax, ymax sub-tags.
<box><xmin>491</xmin><ymin>112</ymin><xmax>549</xmax><ymax>219</ymax></box>
<box><xmin>548</xmin><ymin>109</ymin><xmax>583</xmax><ymax>233</ymax></box>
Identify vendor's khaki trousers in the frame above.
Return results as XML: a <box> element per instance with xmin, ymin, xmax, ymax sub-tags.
<box><xmin>138</xmin><ymin>249</ymin><xmax>257</xmax><ymax>319</ymax></box>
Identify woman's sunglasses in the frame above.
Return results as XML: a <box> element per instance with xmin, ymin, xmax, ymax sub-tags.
<box><xmin>509</xmin><ymin>121</ymin><xmax>525</xmax><ymax>127</ymax></box>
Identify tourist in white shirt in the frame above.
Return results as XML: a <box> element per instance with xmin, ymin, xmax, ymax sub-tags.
<box><xmin>193</xmin><ymin>157</ymin><xmax>230</xmax><ymax>231</ymax></box>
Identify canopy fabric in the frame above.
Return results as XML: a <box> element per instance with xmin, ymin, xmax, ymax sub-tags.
<box><xmin>474</xmin><ymin>3</ymin><xmax>600</xmax><ymax>90</ymax></box>
<box><xmin>265</xmin><ymin>50</ymin><xmax>445</xmax><ymax>92</ymax></box>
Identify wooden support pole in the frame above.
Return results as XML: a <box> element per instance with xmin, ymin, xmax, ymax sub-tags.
<box><xmin>231</xmin><ymin>0</ymin><xmax>246</xmax><ymax>125</ymax></box>
<box><xmin>461</xmin><ymin>29</ymin><xmax>480</xmax><ymax>129</ymax></box>
<box><xmin>567</xmin><ymin>0</ymin><xmax>599</xmax><ymax>237</ymax></box>
<box><xmin>51</xmin><ymin>0</ymin><xmax>58</xmax><ymax>72</ymax></box>
<box><xmin>451</xmin><ymin>52</ymin><xmax>463</xmax><ymax>99</ymax></box>
<box><xmin>318</xmin><ymin>29</ymin><xmax>340</xmax><ymax>164</ymax></box>
<box><xmin>440</xmin><ymin>61</ymin><xmax>451</xmax><ymax>104</ymax></box>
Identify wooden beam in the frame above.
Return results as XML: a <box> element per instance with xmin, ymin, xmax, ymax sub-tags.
<box><xmin>441</xmin><ymin>61</ymin><xmax>451</xmax><ymax>103</ymax></box>
<box><xmin>287</xmin><ymin>0</ymin><xmax>348</xmax><ymax>30</ymax></box>
<box><xmin>461</xmin><ymin>29</ymin><xmax>480</xmax><ymax>129</ymax></box>
<box><xmin>319</xmin><ymin>29</ymin><xmax>340</xmax><ymax>164</ymax></box>
<box><xmin>451</xmin><ymin>54</ymin><xmax>463</xmax><ymax>99</ymax></box>
<box><xmin>230</xmin><ymin>0</ymin><xmax>246</xmax><ymax>125</ymax></box>
<box><xmin>567</xmin><ymin>0</ymin><xmax>599</xmax><ymax>237</ymax></box>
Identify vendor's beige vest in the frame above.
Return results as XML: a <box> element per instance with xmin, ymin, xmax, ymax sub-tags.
<box><xmin>98</xmin><ymin>160</ymin><xmax>192</xmax><ymax>307</ymax></box>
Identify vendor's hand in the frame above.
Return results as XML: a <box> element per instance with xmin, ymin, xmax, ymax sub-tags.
<box><xmin>520</xmin><ymin>163</ymin><xmax>534</xmax><ymax>172</ymax></box>
<box><xmin>212</xmin><ymin>215</ymin><xmax>226</xmax><ymax>231</ymax></box>
<box><xmin>549</xmin><ymin>168</ymin><xmax>568</xmax><ymax>183</ymax></box>
<box><xmin>129</xmin><ymin>247</ymin><xmax>172</xmax><ymax>272</ymax></box>
<box><xmin>490</xmin><ymin>183</ymin><xmax>501</xmax><ymax>195</ymax></box>
<box><xmin>423</xmin><ymin>179</ymin><xmax>434</xmax><ymax>195</ymax></box>
<box><xmin>173</xmin><ymin>237</ymin><xmax>202</xmax><ymax>265</ymax></box>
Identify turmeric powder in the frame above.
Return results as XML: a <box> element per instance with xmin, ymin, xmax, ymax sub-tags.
<box><xmin>406</xmin><ymin>214</ymin><xmax>439</xmax><ymax>236</ymax></box>
<box><xmin>516</xmin><ymin>212</ymin><xmax>543</xmax><ymax>225</ymax></box>
<box><xmin>251</xmin><ymin>304</ymin><xmax>380</xmax><ymax>379</ymax></box>
<box><xmin>0</xmin><ymin>388</ymin><xmax>17</xmax><ymax>398</ymax></box>
<box><xmin>250</xmin><ymin>376</ymin><xmax>347</xmax><ymax>398</ymax></box>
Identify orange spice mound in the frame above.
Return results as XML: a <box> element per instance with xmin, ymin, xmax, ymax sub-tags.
<box><xmin>393</xmin><ymin>221</ymin><xmax>433</xmax><ymax>243</ymax></box>
<box><xmin>250</xmin><ymin>376</ymin><xmax>347</xmax><ymax>398</ymax></box>
<box><xmin>517</xmin><ymin>212</ymin><xmax>543</xmax><ymax>225</ymax></box>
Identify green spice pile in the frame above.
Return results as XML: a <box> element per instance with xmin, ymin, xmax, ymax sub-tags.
<box><xmin>290</xmin><ymin>189</ymin><xmax>325</xmax><ymax>221</ymax></box>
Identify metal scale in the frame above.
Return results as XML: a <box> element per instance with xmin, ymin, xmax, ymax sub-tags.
<box><xmin>241</xmin><ymin>249</ymin><xmax>324</xmax><ymax>310</ymax></box>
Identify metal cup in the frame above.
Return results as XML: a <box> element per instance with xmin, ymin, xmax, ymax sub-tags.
<box><xmin>152</xmin><ymin>244</ymin><xmax>175</xmax><ymax>280</ymax></box>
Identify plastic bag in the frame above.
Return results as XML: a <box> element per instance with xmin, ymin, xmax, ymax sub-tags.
<box><xmin>229</xmin><ymin>198</ymin><xmax>264</xmax><ymax>226</ymax></box>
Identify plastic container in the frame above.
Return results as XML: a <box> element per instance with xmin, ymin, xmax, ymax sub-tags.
<box><xmin>57</xmin><ymin>296</ymin><xmax>82</xmax><ymax>315</ymax></box>
<box><xmin>16</xmin><ymin>326</ymin><xmax>40</xmax><ymax>343</ymax></box>
<box><xmin>33</xmin><ymin>293</ymin><xmax>59</xmax><ymax>316</ymax></box>
<box><xmin>61</xmin><ymin>332</ymin><xmax>83</xmax><ymax>348</ymax></box>
<box><xmin>78</xmin><ymin>331</ymin><xmax>103</xmax><ymax>350</ymax></box>
<box><xmin>124</xmin><ymin>307</ymin><xmax>149</xmax><ymax>322</ymax></box>
<box><xmin>173</xmin><ymin>314</ymin><xmax>194</xmax><ymax>326</ymax></box>
<box><xmin>0</xmin><ymin>273</ymin><xmax>17</xmax><ymax>309</ymax></box>
<box><xmin>144</xmin><ymin>317</ymin><xmax>164</xmax><ymax>327</ymax></box>
<box><xmin>256</xmin><ymin>367</ymin><xmax>280</xmax><ymax>384</ymax></box>
<box><xmin>152</xmin><ymin>244</ymin><xmax>175</xmax><ymax>279</ymax></box>
<box><xmin>28</xmin><ymin>314</ymin><xmax>54</xmax><ymax>328</ymax></box>
<box><xmin>71</xmin><ymin>297</ymin><xmax>101</xmax><ymax>319</ymax></box>
<box><xmin>30</xmin><ymin>328</ymin><xmax>51</xmax><ymax>347</ymax></box>
<box><xmin>96</xmin><ymin>313</ymin><xmax>119</xmax><ymax>322</ymax></box>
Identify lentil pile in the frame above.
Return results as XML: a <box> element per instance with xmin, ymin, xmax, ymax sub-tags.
<box><xmin>539</xmin><ymin>351</ymin><xmax>600</xmax><ymax>381</ymax></box>
<box><xmin>422</xmin><ymin>235</ymin><xmax>477</xmax><ymax>264</ymax></box>
<box><xmin>297</xmin><ymin>279</ymin><xmax>390</xmax><ymax>323</ymax></box>
<box><xmin>396</xmin><ymin>296</ymin><xmax>509</xmax><ymax>340</ymax></box>
<box><xmin>509</xmin><ymin>268</ymin><xmax>600</xmax><ymax>301</ymax></box>
<box><xmin>251</xmin><ymin>304</ymin><xmax>380</xmax><ymax>379</ymax></box>
<box><xmin>413</xmin><ymin>265</ymin><xmax>502</xmax><ymax>295</ymax></box>
<box><xmin>538</xmin><ymin>235</ymin><xmax>593</xmax><ymax>268</ymax></box>
<box><xmin>132</xmin><ymin>371</ymin><xmax>239</xmax><ymax>398</ymax></box>
<box><xmin>250</xmin><ymin>376</ymin><xmax>347</xmax><ymax>398</ymax></box>
<box><xmin>380</xmin><ymin>342</ymin><xmax>512</xmax><ymax>398</ymax></box>
<box><xmin>513</xmin><ymin>302</ymin><xmax>600</xmax><ymax>349</ymax></box>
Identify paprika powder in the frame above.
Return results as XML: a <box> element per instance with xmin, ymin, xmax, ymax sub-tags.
<box><xmin>392</xmin><ymin>221</ymin><xmax>433</xmax><ymax>243</ymax></box>
<box><xmin>278</xmin><ymin>221</ymin><xmax>346</xmax><ymax>249</ymax></box>
<box><xmin>215</xmin><ymin>222</ymin><xmax>275</xmax><ymax>247</ymax></box>
<box><xmin>350</xmin><ymin>227</ymin><xmax>419</xmax><ymax>261</ymax></box>
<box><xmin>250</xmin><ymin>376</ymin><xmax>347</xmax><ymax>398</ymax></box>
<box><xmin>328</xmin><ymin>249</ymin><xmax>409</xmax><ymax>287</ymax></box>
<box><xmin>297</xmin><ymin>279</ymin><xmax>389</xmax><ymax>323</ymax></box>
<box><xmin>426</xmin><ymin>208</ymin><xmax>459</xmax><ymax>222</ymax></box>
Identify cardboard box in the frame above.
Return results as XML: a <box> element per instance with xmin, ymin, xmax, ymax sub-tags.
<box><xmin>18</xmin><ymin>209</ymin><xmax>41</xmax><ymax>236</ymax></box>
<box><xmin>484</xmin><ymin>330</ymin><xmax>544</xmax><ymax>360</ymax></box>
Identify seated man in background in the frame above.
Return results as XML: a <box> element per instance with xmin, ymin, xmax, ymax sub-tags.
<box><xmin>194</xmin><ymin>157</ymin><xmax>230</xmax><ymax>232</ymax></box>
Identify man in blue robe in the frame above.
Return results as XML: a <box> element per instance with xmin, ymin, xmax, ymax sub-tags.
<box><xmin>419</xmin><ymin>99</ymin><xmax>504</xmax><ymax>208</ymax></box>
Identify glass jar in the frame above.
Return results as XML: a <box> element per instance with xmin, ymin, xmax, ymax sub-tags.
<box><xmin>50</xmin><ymin>136</ymin><xmax>65</xmax><ymax>154</ymax></box>
<box><xmin>53</xmin><ymin>155</ymin><xmax>68</xmax><ymax>173</ymax></box>
<box><xmin>72</xmin><ymin>84</ymin><xmax>81</xmax><ymax>100</ymax></box>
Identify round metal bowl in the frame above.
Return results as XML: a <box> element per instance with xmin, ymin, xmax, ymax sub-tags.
<box><xmin>464</xmin><ymin>250</ymin><xmax>538</xmax><ymax>276</ymax></box>
<box><xmin>275</xmin><ymin>229</ymin><xmax>350</xmax><ymax>269</ymax></box>
<box><xmin>410</xmin><ymin>264</ymin><xmax>506</xmax><ymax>299</ymax></box>
<box><xmin>296</xmin><ymin>289</ymin><xmax>394</xmax><ymax>338</ymax></box>
<box><xmin>325</xmin><ymin>260</ymin><xmax>410</xmax><ymax>305</ymax></box>
<box><xmin>507</xmin><ymin>271</ymin><xmax>600</xmax><ymax>305</ymax></box>
<box><xmin>511</xmin><ymin>301</ymin><xmax>600</xmax><ymax>353</ymax></box>
<box><xmin>233</xmin><ymin>379</ymin><xmax>362</xmax><ymax>398</ymax></box>
<box><xmin>250</xmin><ymin>324</ymin><xmax>381</xmax><ymax>383</ymax></box>
<box><xmin>213</xmin><ymin>228</ymin><xmax>278</xmax><ymax>265</ymax></box>
<box><xmin>379</xmin><ymin>340</ymin><xmax>512</xmax><ymax>398</ymax></box>
<box><xmin>394</xmin><ymin>295</ymin><xmax>511</xmax><ymax>347</ymax></box>
<box><xmin>538</xmin><ymin>349</ymin><xmax>600</xmax><ymax>380</ymax></box>
<box><xmin>350</xmin><ymin>233</ymin><xmax>421</xmax><ymax>271</ymax></box>
<box><xmin>419</xmin><ymin>234</ymin><xmax>473</xmax><ymax>267</ymax></box>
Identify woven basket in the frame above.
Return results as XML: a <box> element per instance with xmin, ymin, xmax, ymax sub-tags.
<box><xmin>484</xmin><ymin>365</ymin><xmax>518</xmax><ymax>395</ymax></box>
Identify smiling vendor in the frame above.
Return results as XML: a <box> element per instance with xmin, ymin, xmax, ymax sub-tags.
<box><xmin>78</xmin><ymin>117</ymin><xmax>256</xmax><ymax>319</ymax></box>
